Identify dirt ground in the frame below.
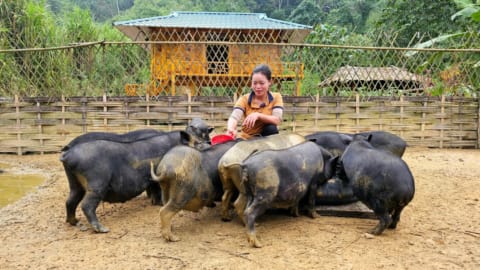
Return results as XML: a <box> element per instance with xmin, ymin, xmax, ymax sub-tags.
<box><xmin>0</xmin><ymin>147</ymin><xmax>479</xmax><ymax>270</ymax></box>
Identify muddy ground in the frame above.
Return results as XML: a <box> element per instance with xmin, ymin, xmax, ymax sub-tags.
<box><xmin>0</xmin><ymin>147</ymin><xmax>479</xmax><ymax>270</ymax></box>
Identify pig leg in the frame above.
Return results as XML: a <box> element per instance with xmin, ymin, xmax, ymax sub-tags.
<box><xmin>388</xmin><ymin>205</ymin><xmax>405</xmax><ymax>229</ymax></box>
<box><xmin>289</xmin><ymin>205</ymin><xmax>300</xmax><ymax>217</ymax></box>
<box><xmin>81</xmin><ymin>191</ymin><xmax>109</xmax><ymax>233</ymax></box>
<box><xmin>306</xmin><ymin>181</ymin><xmax>320</xmax><ymax>218</ymax></box>
<box><xmin>220</xmin><ymin>178</ymin><xmax>235</xmax><ymax>221</ymax></box>
<box><xmin>233</xmin><ymin>194</ymin><xmax>248</xmax><ymax>225</ymax></box>
<box><xmin>159</xmin><ymin>202</ymin><xmax>180</xmax><ymax>242</ymax></box>
<box><xmin>369</xmin><ymin>203</ymin><xmax>392</xmax><ymax>235</ymax></box>
<box><xmin>65</xmin><ymin>178</ymin><xmax>86</xmax><ymax>226</ymax></box>
<box><xmin>244</xmin><ymin>200</ymin><xmax>269</xmax><ymax>248</ymax></box>
<box><xmin>146</xmin><ymin>181</ymin><xmax>162</xmax><ymax>205</ymax></box>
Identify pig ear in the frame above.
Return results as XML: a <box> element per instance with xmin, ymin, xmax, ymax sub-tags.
<box><xmin>340</xmin><ymin>133</ymin><xmax>352</xmax><ymax>144</ymax></box>
<box><xmin>179</xmin><ymin>131</ymin><xmax>192</xmax><ymax>145</ymax></box>
<box><xmin>185</xmin><ymin>125</ymin><xmax>195</xmax><ymax>134</ymax></box>
<box><xmin>208</xmin><ymin>127</ymin><xmax>214</xmax><ymax>134</ymax></box>
<box><xmin>324</xmin><ymin>155</ymin><xmax>340</xmax><ymax>180</ymax></box>
<box><xmin>367</xmin><ymin>134</ymin><xmax>373</xmax><ymax>142</ymax></box>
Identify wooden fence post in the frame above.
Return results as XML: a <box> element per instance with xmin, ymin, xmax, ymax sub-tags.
<box><xmin>187</xmin><ymin>90</ymin><xmax>192</xmax><ymax>114</ymax></box>
<box><xmin>440</xmin><ymin>95</ymin><xmax>445</xmax><ymax>149</ymax></box>
<box><xmin>124</xmin><ymin>98</ymin><xmax>130</xmax><ymax>132</ymax></box>
<box><xmin>355</xmin><ymin>93</ymin><xmax>360</xmax><ymax>133</ymax></box>
<box><xmin>291</xmin><ymin>99</ymin><xmax>297</xmax><ymax>133</ymax></box>
<box><xmin>146</xmin><ymin>91</ymin><xmax>150</xmax><ymax>127</ymax></box>
<box><xmin>420</xmin><ymin>96</ymin><xmax>427</xmax><ymax>142</ymax></box>
<box><xmin>81</xmin><ymin>97</ymin><xmax>87</xmax><ymax>133</ymax></box>
<box><xmin>61</xmin><ymin>95</ymin><xmax>66</xmax><ymax>138</ymax></box>
<box><xmin>477</xmin><ymin>97</ymin><xmax>480</xmax><ymax>149</ymax></box>
<box><xmin>36</xmin><ymin>100</ymin><xmax>44</xmax><ymax>155</ymax></box>
<box><xmin>400</xmin><ymin>95</ymin><xmax>405</xmax><ymax>140</ymax></box>
<box><xmin>335</xmin><ymin>96</ymin><xmax>341</xmax><ymax>132</ymax></box>
<box><xmin>378</xmin><ymin>99</ymin><xmax>384</xmax><ymax>131</ymax></box>
<box><xmin>15</xmin><ymin>95</ymin><xmax>22</xmax><ymax>155</ymax></box>
<box><xmin>168</xmin><ymin>98</ymin><xmax>173</xmax><ymax>131</ymax></box>
<box><xmin>103</xmin><ymin>93</ymin><xmax>108</xmax><ymax>130</ymax></box>
<box><xmin>314</xmin><ymin>93</ymin><xmax>319</xmax><ymax>129</ymax></box>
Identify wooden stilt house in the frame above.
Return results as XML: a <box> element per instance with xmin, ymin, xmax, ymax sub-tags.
<box><xmin>113</xmin><ymin>11</ymin><xmax>312</xmax><ymax>96</ymax></box>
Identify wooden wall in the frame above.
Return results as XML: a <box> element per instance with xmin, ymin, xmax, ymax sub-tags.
<box><xmin>0</xmin><ymin>94</ymin><xmax>478</xmax><ymax>155</ymax></box>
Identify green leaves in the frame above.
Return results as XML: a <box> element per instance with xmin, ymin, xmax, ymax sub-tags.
<box><xmin>451</xmin><ymin>3</ymin><xmax>480</xmax><ymax>22</ymax></box>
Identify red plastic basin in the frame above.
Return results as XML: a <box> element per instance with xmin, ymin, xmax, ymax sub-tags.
<box><xmin>211</xmin><ymin>134</ymin><xmax>234</xmax><ymax>145</ymax></box>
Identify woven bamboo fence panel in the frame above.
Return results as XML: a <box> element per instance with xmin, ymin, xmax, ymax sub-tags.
<box><xmin>0</xmin><ymin>94</ymin><xmax>478</xmax><ymax>155</ymax></box>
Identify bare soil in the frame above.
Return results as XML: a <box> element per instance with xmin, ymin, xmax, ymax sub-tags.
<box><xmin>0</xmin><ymin>148</ymin><xmax>479</xmax><ymax>270</ymax></box>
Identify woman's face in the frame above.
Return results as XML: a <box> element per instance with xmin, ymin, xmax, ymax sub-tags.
<box><xmin>251</xmin><ymin>72</ymin><xmax>271</xmax><ymax>97</ymax></box>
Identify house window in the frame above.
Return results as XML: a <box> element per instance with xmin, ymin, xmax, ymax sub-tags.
<box><xmin>207</xmin><ymin>44</ymin><xmax>229</xmax><ymax>74</ymax></box>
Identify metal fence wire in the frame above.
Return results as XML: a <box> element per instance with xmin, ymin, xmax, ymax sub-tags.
<box><xmin>1</xmin><ymin>37</ymin><xmax>479</xmax><ymax>98</ymax></box>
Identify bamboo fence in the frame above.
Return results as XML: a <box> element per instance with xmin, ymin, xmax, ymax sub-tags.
<box><xmin>0</xmin><ymin>93</ymin><xmax>478</xmax><ymax>155</ymax></box>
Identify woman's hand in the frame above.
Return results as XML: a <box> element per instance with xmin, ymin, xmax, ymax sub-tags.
<box><xmin>242</xmin><ymin>112</ymin><xmax>261</xmax><ymax>128</ymax></box>
<box><xmin>226</xmin><ymin>128</ymin><xmax>237</xmax><ymax>138</ymax></box>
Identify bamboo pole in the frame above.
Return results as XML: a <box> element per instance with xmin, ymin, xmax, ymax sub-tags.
<box><xmin>37</xmin><ymin>100</ymin><xmax>44</xmax><ymax>155</ymax></box>
<box><xmin>378</xmin><ymin>99</ymin><xmax>384</xmax><ymax>131</ymax></box>
<box><xmin>103</xmin><ymin>93</ymin><xmax>108</xmax><ymax>130</ymax></box>
<box><xmin>187</xmin><ymin>90</ymin><xmax>192</xmax><ymax>114</ymax></box>
<box><xmin>146</xmin><ymin>91</ymin><xmax>150</xmax><ymax>127</ymax></box>
<box><xmin>335</xmin><ymin>97</ymin><xmax>340</xmax><ymax>132</ymax></box>
<box><xmin>400</xmin><ymin>95</ymin><xmax>405</xmax><ymax>139</ymax></box>
<box><xmin>124</xmin><ymin>98</ymin><xmax>130</xmax><ymax>132</ymax></box>
<box><xmin>81</xmin><ymin>98</ymin><xmax>87</xmax><ymax>133</ymax></box>
<box><xmin>355</xmin><ymin>93</ymin><xmax>360</xmax><ymax>133</ymax></box>
<box><xmin>15</xmin><ymin>95</ymin><xmax>22</xmax><ymax>156</ymax></box>
<box><xmin>418</xmin><ymin>97</ymin><xmax>425</xmax><ymax>144</ymax></box>
<box><xmin>477</xmin><ymin>97</ymin><xmax>480</xmax><ymax>149</ymax></box>
<box><xmin>61</xmin><ymin>95</ymin><xmax>66</xmax><ymax>138</ymax></box>
<box><xmin>314</xmin><ymin>93</ymin><xmax>319</xmax><ymax>129</ymax></box>
<box><xmin>440</xmin><ymin>95</ymin><xmax>445</xmax><ymax>149</ymax></box>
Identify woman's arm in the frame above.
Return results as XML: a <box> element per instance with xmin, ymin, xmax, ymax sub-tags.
<box><xmin>243</xmin><ymin>112</ymin><xmax>279</xmax><ymax>128</ymax></box>
<box><xmin>243</xmin><ymin>107</ymin><xmax>283</xmax><ymax>128</ymax></box>
<box><xmin>226</xmin><ymin>109</ymin><xmax>243</xmax><ymax>137</ymax></box>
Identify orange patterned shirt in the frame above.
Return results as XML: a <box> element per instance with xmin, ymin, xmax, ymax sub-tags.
<box><xmin>233</xmin><ymin>91</ymin><xmax>284</xmax><ymax>139</ymax></box>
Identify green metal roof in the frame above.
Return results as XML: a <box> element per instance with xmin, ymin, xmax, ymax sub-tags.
<box><xmin>113</xmin><ymin>11</ymin><xmax>312</xmax><ymax>30</ymax></box>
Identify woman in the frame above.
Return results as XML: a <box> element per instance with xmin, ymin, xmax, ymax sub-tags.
<box><xmin>226</xmin><ymin>64</ymin><xmax>284</xmax><ymax>139</ymax></box>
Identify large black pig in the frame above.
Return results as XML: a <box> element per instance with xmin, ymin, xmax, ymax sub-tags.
<box><xmin>305</xmin><ymin>130</ymin><xmax>407</xmax><ymax>158</ymax></box>
<box><xmin>241</xmin><ymin>141</ymin><xmax>336</xmax><ymax>248</ymax></box>
<box><xmin>186</xmin><ymin>117</ymin><xmax>214</xmax><ymax>144</ymax></box>
<box><xmin>60</xmin><ymin>130</ymin><xmax>209</xmax><ymax>233</ymax></box>
<box><xmin>337</xmin><ymin>134</ymin><xmax>415</xmax><ymax>235</ymax></box>
<box><xmin>304</xmin><ymin>131</ymin><xmax>352</xmax><ymax>156</ymax></box>
<box><xmin>308</xmin><ymin>130</ymin><xmax>408</xmax><ymax>205</ymax></box>
<box><xmin>353</xmin><ymin>131</ymin><xmax>407</xmax><ymax>157</ymax></box>
<box><xmin>62</xmin><ymin>129</ymin><xmax>165</xmax><ymax>150</ymax></box>
<box><xmin>218</xmin><ymin>133</ymin><xmax>306</xmax><ymax>223</ymax></box>
<box><xmin>150</xmin><ymin>140</ymin><xmax>238</xmax><ymax>242</ymax></box>
<box><xmin>62</xmin><ymin>117</ymin><xmax>212</xmax><ymax>150</ymax></box>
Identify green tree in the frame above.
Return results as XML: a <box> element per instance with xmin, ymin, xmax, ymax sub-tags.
<box><xmin>70</xmin><ymin>0</ymin><xmax>134</xmax><ymax>22</ymax></box>
<box><xmin>288</xmin><ymin>0</ymin><xmax>324</xmax><ymax>26</ymax></box>
<box><xmin>0</xmin><ymin>0</ymin><xmax>69</xmax><ymax>96</ymax></box>
<box><xmin>403</xmin><ymin>0</ymin><xmax>480</xmax><ymax>97</ymax></box>
<box><xmin>374</xmin><ymin>0</ymin><xmax>465</xmax><ymax>47</ymax></box>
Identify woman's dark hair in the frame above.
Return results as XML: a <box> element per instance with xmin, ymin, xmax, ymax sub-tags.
<box><xmin>252</xmin><ymin>64</ymin><xmax>272</xmax><ymax>81</ymax></box>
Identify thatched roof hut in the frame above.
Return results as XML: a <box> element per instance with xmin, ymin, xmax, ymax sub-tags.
<box><xmin>319</xmin><ymin>66</ymin><xmax>430</xmax><ymax>93</ymax></box>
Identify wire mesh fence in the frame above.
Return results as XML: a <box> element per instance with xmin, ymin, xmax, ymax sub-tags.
<box><xmin>1</xmin><ymin>31</ymin><xmax>480</xmax><ymax>153</ymax></box>
<box><xmin>1</xmin><ymin>35</ymin><xmax>479</xmax><ymax>98</ymax></box>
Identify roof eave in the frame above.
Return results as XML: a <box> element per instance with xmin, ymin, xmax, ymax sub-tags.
<box><xmin>114</xmin><ymin>24</ymin><xmax>312</xmax><ymax>43</ymax></box>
